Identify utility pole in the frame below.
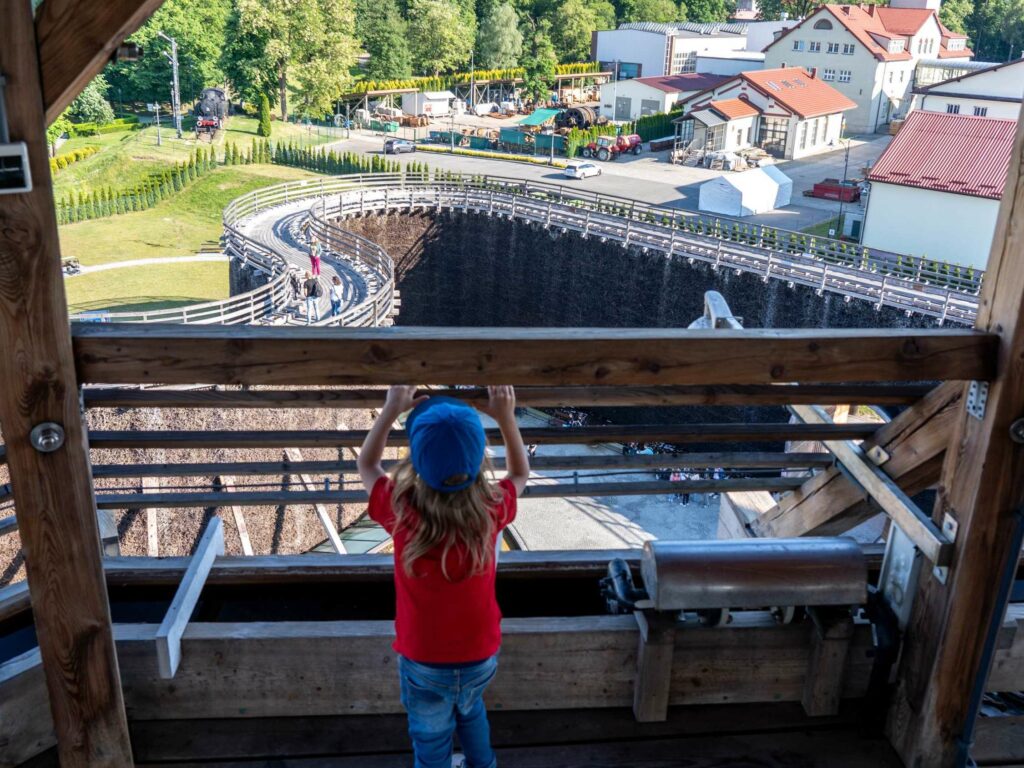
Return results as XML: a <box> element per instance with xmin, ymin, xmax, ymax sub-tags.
<box><xmin>159</xmin><ymin>31</ymin><xmax>183</xmax><ymax>139</ymax></box>
<box><xmin>154</xmin><ymin>102</ymin><xmax>161</xmax><ymax>146</ymax></box>
<box><xmin>469</xmin><ymin>49</ymin><xmax>475</xmax><ymax>111</ymax></box>
<box><xmin>837</xmin><ymin>138</ymin><xmax>851</xmax><ymax>238</ymax></box>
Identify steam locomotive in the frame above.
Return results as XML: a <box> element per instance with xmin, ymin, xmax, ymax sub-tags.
<box><xmin>194</xmin><ymin>87</ymin><xmax>227</xmax><ymax>138</ymax></box>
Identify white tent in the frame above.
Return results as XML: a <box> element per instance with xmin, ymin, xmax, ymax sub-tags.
<box><xmin>698</xmin><ymin>166</ymin><xmax>793</xmax><ymax>217</ymax></box>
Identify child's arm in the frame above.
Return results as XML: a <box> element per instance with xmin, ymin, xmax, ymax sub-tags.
<box><xmin>357</xmin><ymin>386</ymin><xmax>427</xmax><ymax>492</ymax></box>
<box><xmin>481</xmin><ymin>385</ymin><xmax>530</xmax><ymax>496</ymax></box>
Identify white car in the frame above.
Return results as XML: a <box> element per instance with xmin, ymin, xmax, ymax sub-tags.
<box><xmin>564</xmin><ymin>160</ymin><xmax>602</xmax><ymax>179</ymax></box>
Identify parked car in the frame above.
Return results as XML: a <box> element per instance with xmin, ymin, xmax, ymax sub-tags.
<box><xmin>564</xmin><ymin>160</ymin><xmax>602</xmax><ymax>179</ymax></box>
<box><xmin>383</xmin><ymin>138</ymin><xmax>416</xmax><ymax>154</ymax></box>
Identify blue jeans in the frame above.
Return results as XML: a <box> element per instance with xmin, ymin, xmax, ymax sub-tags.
<box><xmin>305</xmin><ymin>296</ymin><xmax>320</xmax><ymax>324</ymax></box>
<box><xmin>398</xmin><ymin>655</ymin><xmax>498</xmax><ymax>768</ymax></box>
<box><xmin>330</xmin><ymin>298</ymin><xmax>342</xmax><ymax>317</ymax></box>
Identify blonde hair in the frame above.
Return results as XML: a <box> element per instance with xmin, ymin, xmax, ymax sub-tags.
<box><xmin>390</xmin><ymin>456</ymin><xmax>503</xmax><ymax>581</ymax></box>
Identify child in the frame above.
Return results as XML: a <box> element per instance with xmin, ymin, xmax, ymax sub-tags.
<box><xmin>358</xmin><ymin>385</ymin><xmax>530</xmax><ymax>768</ymax></box>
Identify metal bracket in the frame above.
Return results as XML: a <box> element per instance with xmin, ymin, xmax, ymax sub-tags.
<box><xmin>866</xmin><ymin>445</ymin><xmax>890</xmax><ymax>466</ymax></box>
<box><xmin>966</xmin><ymin>381</ymin><xmax>989</xmax><ymax>420</ymax></box>
<box><xmin>1010</xmin><ymin>417</ymin><xmax>1024</xmax><ymax>444</ymax></box>
<box><xmin>29</xmin><ymin>422</ymin><xmax>65</xmax><ymax>453</ymax></box>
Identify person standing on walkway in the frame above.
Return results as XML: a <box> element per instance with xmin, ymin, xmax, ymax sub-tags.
<box><xmin>289</xmin><ymin>268</ymin><xmax>303</xmax><ymax>305</ymax></box>
<box><xmin>309</xmin><ymin>238</ymin><xmax>322</xmax><ymax>276</ymax></box>
<box><xmin>357</xmin><ymin>386</ymin><xmax>530</xmax><ymax>768</ymax></box>
<box><xmin>329</xmin><ymin>275</ymin><xmax>343</xmax><ymax>318</ymax></box>
<box><xmin>304</xmin><ymin>271</ymin><xmax>321</xmax><ymax>324</ymax></box>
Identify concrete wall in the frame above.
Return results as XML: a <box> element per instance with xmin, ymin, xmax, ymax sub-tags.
<box><xmin>594</xmin><ymin>30</ymin><xmax>669</xmax><ymax>77</ymax></box>
<box><xmin>914</xmin><ymin>93</ymin><xmax>1021</xmax><ymax>120</ymax></box>
<box><xmin>862</xmin><ymin>182</ymin><xmax>1000</xmax><ymax>269</ymax></box>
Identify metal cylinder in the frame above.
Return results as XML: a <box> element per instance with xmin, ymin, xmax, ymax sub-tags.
<box><xmin>640</xmin><ymin>537</ymin><xmax>867</xmax><ymax>611</ymax></box>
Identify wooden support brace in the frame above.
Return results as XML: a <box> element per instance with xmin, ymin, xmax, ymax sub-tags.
<box><xmin>801</xmin><ymin>608</ymin><xmax>855</xmax><ymax>717</ymax></box>
<box><xmin>155</xmin><ymin>517</ymin><xmax>224</xmax><ymax>679</ymax></box>
<box><xmin>284</xmin><ymin>448</ymin><xmax>346</xmax><ymax>554</ymax></box>
<box><xmin>216</xmin><ymin>476</ymin><xmax>254</xmax><ymax>557</ymax></box>
<box><xmin>633</xmin><ymin>609</ymin><xmax>677</xmax><ymax>723</ymax></box>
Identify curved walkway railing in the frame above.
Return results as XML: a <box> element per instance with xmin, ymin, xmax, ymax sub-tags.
<box><xmin>308</xmin><ymin>173</ymin><xmax>980</xmax><ymax>325</ymax></box>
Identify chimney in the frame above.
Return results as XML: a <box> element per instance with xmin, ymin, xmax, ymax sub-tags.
<box><xmin>840</xmin><ymin>5</ymin><xmax>851</xmax><ymax>14</ymax></box>
<box><xmin>809</xmin><ymin>67</ymin><xmax>818</xmax><ymax>78</ymax></box>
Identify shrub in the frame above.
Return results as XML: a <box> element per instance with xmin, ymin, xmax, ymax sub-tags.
<box><xmin>417</xmin><ymin>144</ymin><xmax>567</xmax><ymax>167</ymax></box>
<box><xmin>258</xmin><ymin>95</ymin><xmax>272</xmax><ymax>138</ymax></box>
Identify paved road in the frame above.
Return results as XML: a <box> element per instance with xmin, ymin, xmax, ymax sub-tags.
<box><xmin>237</xmin><ymin>201</ymin><xmax>369</xmax><ymax>324</ymax></box>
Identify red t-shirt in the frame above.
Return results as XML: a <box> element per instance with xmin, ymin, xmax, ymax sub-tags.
<box><xmin>368</xmin><ymin>475</ymin><xmax>517</xmax><ymax>663</ymax></box>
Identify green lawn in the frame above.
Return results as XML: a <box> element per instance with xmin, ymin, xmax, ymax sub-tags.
<box><xmin>59</xmin><ymin>163</ymin><xmax>318</xmax><ymax>267</ymax></box>
<box><xmin>802</xmin><ymin>215</ymin><xmax>844</xmax><ymax>238</ymax></box>
<box><xmin>66</xmin><ymin>261</ymin><xmax>230</xmax><ymax>314</ymax></box>
<box><xmin>55</xmin><ymin>115</ymin><xmax>340</xmax><ymax>197</ymax></box>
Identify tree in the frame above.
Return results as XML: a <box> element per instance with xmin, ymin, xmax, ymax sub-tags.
<box><xmin>549</xmin><ymin>0</ymin><xmax>598</xmax><ymax>62</ymax></box>
<box><xmin>477</xmin><ymin>3</ymin><xmax>524</xmax><ymax>68</ymax></box>
<box><xmin>106</xmin><ymin>0</ymin><xmax>230</xmax><ymax>105</ymax></box>
<box><xmin>756</xmin><ymin>0</ymin><xmax>812</xmax><ymax>20</ymax></box>
<box><xmin>358</xmin><ymin>0</ymin><xmax>414</xmax><ymax>78</ymax></box>
<box><xmin>622</xmin><ymin>0</ymin><xmax>681</xmax><ymax>22</ymax></box>
<box><xmin>46</xmin><ymin>110</ymin><xmax>73</xmax><ymax>153</ymax></box>
<box><xmin>686</xmin><ymin>0</ymin><xmax>730</xmax><ymax>22</ymax></box>
<box><xmin>69</xmin><ymin>74</ymin><xmax>115</xmax><ymax>124</ymax></box>
<box><xmin>587</xmin><ymin>0</ymin><xmax>618</xmax><ymax>29</ymax></box>
<box><xmin>522</xmin><ymin>19</ymin><xmax>557</xmax><ymax>102</ymax></box>
<box><xmin>938</xmin><ymin>0</ymin><xmax>971</xmax><ymax>34</ymax></box>
<box><xmin>408</xmin><ymin>0</ymin><xmax>474</xmax><ymax>75</ymax></box>
<box><xmin>258</xmin><ymin>94</ymin><xmax>272</xmax><ymax>136</ymax></box>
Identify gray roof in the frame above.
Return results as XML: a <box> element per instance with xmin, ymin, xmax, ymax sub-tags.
<box><xmin>616</xmin><ymin>20</ymin><xmax>748</xmax><ymax>37</ymax></box>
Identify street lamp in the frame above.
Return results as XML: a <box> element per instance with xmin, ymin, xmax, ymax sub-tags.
<box><xmin>830</xmin><ymin>137</ymin><xmax>852</xmax><ymax>238</ymax></box>
<box><xmin>158</xmin><ymin>31</ymin><xmax>183</xmax><ymax>139</ymax></box>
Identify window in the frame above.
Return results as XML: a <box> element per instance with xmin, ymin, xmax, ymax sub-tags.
<box><xmin>793</xmin><ymin>40</ymin><xmax>805</xmax><ymax>51</ymax></box>
<box><xmin>809</xmin><ymin>41</ymin><xmax>822</xmax><ymax>52</ymax></box>
<box><xmin>949</xmin><ymin>39</ymin><xmax>965</xmax><ymax>51</ymax></box>
<box><xmin>827</xmin><ymin>42</ymin><xmax>840</xmax><ymax>54</ymax></box>
<box><xmin>838</xmin><ymin>70</ymin><xmax>852</xmax><ymax>82</ymax></box>
<box><xmin>799</xmin><ymin>121</ymin><xmax>809</xmax><ymax>150</ymax></box>
<box><xmin>900</xmin><ymin>70</ymin><xmax>905</xmax><ymax>82</ymax></box>
<box><xmin>974</xmin><ymin>106</ymin><xmax>988</xmax><ymax>116</ymax></box>
<box><xmin>842</xmin><ymin>43</ymin><xmax>855</xmax><ymax>54</ymax></box>
<box><xmin>888</xmin><ymin>39</ymin><xmax>905</xmax><ymax>53</ymax></box>
<box><xmin>888</xmin><ymin>71</ymin><xmax>894</xmax><ymax>83</ymax></box>
<box><xmin>813</xmin><ymin>18</ymin><xmax>834</xmax><ymax>29</ymax></box>
<box><xmin>818</xmin><ymin>117</ymin><xmax>827</xmax><ymax>144</ymax></box>
<box><xmin>946</xmin><ymin>103</ymin><xmax>960</xmax><ymax>114</ymax></box>
<box><xmin>746</xmin><ymin>126</ymin><xmax>752</xmax><ymax>144</ymax></box>
<box><xmin>822</xmin><ymin>68</ymin><xmax>836</xmax><ymax>81</ymax></box>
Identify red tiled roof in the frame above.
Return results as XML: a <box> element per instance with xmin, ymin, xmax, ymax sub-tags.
<box><xmin>631</xmin><ymin>74</ymin><xmax>731</xmax><ymax>94</ymax></box>
<box><xmin>709</xmin><ymin>98</ymin><xmax>761</xmax><ymax>120</ymax></box>
<box><xmin>740</xmin><ymin>67</ymin><xmax>858</xmax><ymax>119</ymax></box>
<box><xmin>873</xmin><ymin>7</ymin><xmax>932</xmax><ymax>35</ymax></box>
<box><xmin>938</xmin><ymin>45</ymin><xmax>974</xmax><ymax>58</ymax></box>
<box><xmin>868</xmin><ymin>111</ymin><xmax>1015</xmax><ymax>200</ymax></box>
<box><xmin>819</xmin><ymin>5</ymin><xmax>912</xmax><ymax>61</ymax></box>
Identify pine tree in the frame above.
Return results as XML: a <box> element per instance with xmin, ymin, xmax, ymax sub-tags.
<box><xmin>258</xmin><ymin>94</ymin><xmax>272</xmax><ymax>137</ymax></box>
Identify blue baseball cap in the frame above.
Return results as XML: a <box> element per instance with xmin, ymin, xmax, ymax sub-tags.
<box><xmin>405</xmin><ymin>396</ymin><xmax>486</xmax><ymax>493</ymax></box>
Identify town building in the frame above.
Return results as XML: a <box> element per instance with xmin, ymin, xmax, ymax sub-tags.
<box><xmin>912</xmin><ymin>57</ymin><xmax>1024</xmax><ymax>121</ymax></box>
<box><xmin>762</xmin><ymin>3</ymin><xmax>971</xmax><ymax>133</ymax></box>
<box><xmin>598</xmin><ymin>73</ymin><xmax>731</xmax><ymax>120</ymax></box>
<box><xmin>861</xmin><ymin>110</ymin><xmax>1015</xmax><ymax>268</ymax></box>
<box><xmin>696</xmin><ymin>50</ymin><xmax>767</xmax><ymax>76</ymax></box>
<box><xmin>592</xmin><ymin>22</ymin><xmax>749</xmax><ymax>79</ymax></box>
<box><xmin>674</xmin><ymin>66</ymin><xmax>857</xmax><ymax>159</ymax></box>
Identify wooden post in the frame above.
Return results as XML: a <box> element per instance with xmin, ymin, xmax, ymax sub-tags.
<box><xmin>887</xmin><ymin>108</ymin><xmax>1024</xmax><ymax>766</ymax></box>
<box><xmin>0</xmin><ymin>2</ymin><xmax>132</xmax><ymax>764</ymax></box>
<box><xmin>801</xmin><ymin>608</ymin><xmax>854</xmax><ymax>717</ymax></box>
<box><xmin>632</xmin><ymin>610</ymin><xmax>676</xmax><ymax>722</ymax></box>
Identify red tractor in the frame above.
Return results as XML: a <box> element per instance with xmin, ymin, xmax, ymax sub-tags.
<box><xmin>582</xmin><ymin>133</ymin><xmax>643</xmax><ymax>161</ymax></box>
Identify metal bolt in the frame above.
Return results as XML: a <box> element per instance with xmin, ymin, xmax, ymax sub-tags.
<box><xmin>29</xmin><ymin>422</ymin><xmax>65</xmax><ymax>453</ymax></box>
<box><xmin>1011</xmin><ymin>418</ymin><xmax>1024</xmax><ymax>444</ymax></box>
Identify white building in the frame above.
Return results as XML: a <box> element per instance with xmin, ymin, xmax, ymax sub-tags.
<box><xmin>593</xmin><ymin>22</ymin><xmax>749</xmax><ymax>79</ymax></box>
<box><xmin>762</xmin><ymin>3</ymin><xmax>971</xmax><ymax>133</ymax></box>
<box><xmin>598</xmin><ymin>73</ymin><xmax>731</xmax><ymax>120</ymax></box>
<box><xmin>401</xmin><ymin>90</ymin><xmax>455</xmax><ymax>117</ymax></box>
<box><xmin>862</xmin><ymin>110</ymin><xmax>1015</xmax><ymax>269</ymax></box>
<box><xmin>912</xmin><ymin>57</ymin><xmax>1024</xmax><ymax>121</ymax></box>
<box><xmin>696</xmin><ymin>50</ymin><xmax>766</xmax><ymax>76</ymax></box>
<box><xmin>675</xmin><ymin>66</ymin><xmax>857</xmax><ymax>159</ymax></box>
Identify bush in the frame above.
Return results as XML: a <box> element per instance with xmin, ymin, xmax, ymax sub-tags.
<box><xmin>257</xmin><ymin>95</ymin><xmax>272</xmax><ymax>138</ymax></box>
<box><xmin>417</xmin><ymin>144</ymin><xmax>567</xmax><ymax>167</ymax></box>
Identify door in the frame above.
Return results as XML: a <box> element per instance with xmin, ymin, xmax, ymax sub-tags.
<box><xmin>640</xmin><ymin>99</ymin><xmax>660</xmax><ymax>116</ymax></box>
<box><xmin>615</xmin><ymin>96</ymin><xmax>632</xmax><ymax>121</ymax></box>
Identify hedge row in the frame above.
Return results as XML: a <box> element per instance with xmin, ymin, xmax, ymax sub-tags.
<box><xmin>56</xmin><ymin>146</ymin><xmax>215</xmax><ymax>224</ymax></box>
<box><xmin>418</xmin><ymin>143</ymin><xmax>567</xmax><ymax>167</ymax></box>
<box><xmin>49</xmin><ymin>146</ymin><xmax>100</xmax><ymax>173</ymax></box>
<box><xmin>351</xmin><ymin>61</ymin><xmax>601</xmax><ymax>95</ymax></box>
<box><xmin>565</xmin><ymin>123</ymin><xmax>619</xmax><ymax>158</ymax></box>
<box><xmin>271</xmin><ymin>142</ymin><xmax>404</xmax><ymax>174</ymax></box>
<box><xmin>67</xmin><ymin>116</ymin><xmax>141</xmax><ymax>137</ymax></box>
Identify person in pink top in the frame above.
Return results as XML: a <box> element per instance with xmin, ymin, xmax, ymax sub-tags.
<box><xmin>308</xmin><ymin>238</ymin><xmax>321</xmax><ymax>276</ymax></box>
<box><xmin>358</xmin><ymin>386</ymin><xmax>530</xmax><ymax>768</ymax></box>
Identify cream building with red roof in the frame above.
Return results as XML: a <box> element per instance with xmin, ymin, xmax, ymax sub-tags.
<box><xmin>762</xmin><ymin>3</ymin><xmax>971</xmax><ymax>133</ymax></box>
<box><xmin>674</xmin><ymin>66</ymin><xmax>857</xmax><ymax>159</ymax></box>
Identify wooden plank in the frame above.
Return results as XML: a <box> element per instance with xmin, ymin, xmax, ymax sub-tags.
<box><xmin>789</xmin><ymin>405</ymin><xmax>952</xmax><ymax>566</ymax></box>
<box><xmin>90</xmin><ymin>452</ymin><xmax>834</xmax><ymax>479</ymax></box>
<box><xmin>0</xmin><ymin>515</ymin><xmax>18</xmax><ymax>537</ymax></box>
<box><xmin>0</xmin><ymin>580</ymin><xmax>32</xmax><ymax>623</ymax></box>
<box><xmin>81</xmin><ymin>384</ymin><xmax>934</xmax><ymax>409</ymax></box>
<box><xmin>0</xmin><ymin>649</ymin><xmax>54</xmax><ymax>767</ymax></box>
<box><xmin>888</xmin><ymin>109</ymin><xmax>1024</xmax><ymax>766</ymax></box>
<box><xmin>753</xmin><ymin>381</ymin><xmax>962</xmax><ymax>538</ymax></box>
<box><xmin>0</xmin><ymin>4</ymin><xmax>132</xmax><ymax>765</ymax></box>
<box><xmin>85</xmin><ymin>424</ymin><xmax>881</xmax><ymax>450</ymax></box>
<box><xmin>633</xmin><ymin>611</ymin><xmax>676</xmax><ymax>722</ymax></box>
<box><xmin>155</xmin><ymin>519</ymin><xmax>225</xmax><ymax>679</ymax></box>
<box><xmin>36</xmin><ymin>0</ymin><xmax>165</xmax><ymax>124</ymax></box>
<box><xmin>70</xmin><ymin>325</ymin><xmax>997</xmax><ymax>386</ymax></box>
<box><xmin>93</xmin><ymin>477</ymin><xmax>804</xmax><ymax>509</ymax></box>
<box><xmin>143</xmin><ymin>477</ymin><xmax>160</xmax><ymax>557</ymax></box>
<box><xmin>973</xmin><ymin>716</ymin><xmax>1024</xmax><ymax>764</ymax></box>
<box><xmin>801</xmin><ymin>611</ymin><xmax>854</xmax><ymax>717</ymax></box>
<box><xmin>217</xmin><ymin>477</ymin><xmax>254</xmax><ymax>557</ymax></box>
<box><xmin>283</xmin><ymin>449</ymin><xmax>346</xmax><ymax>554</ymax></box>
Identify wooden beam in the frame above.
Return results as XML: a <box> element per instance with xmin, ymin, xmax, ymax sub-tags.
<box><xmin>752</xmin><ymin>381</ymin><xmax>962</xmax><ymax>538</ymax></box>
<box><xmin>789</xmin><ymin>405</ymin><xmax>952</xmax><ymax>566</ymax></box>
<box><xmin>0</xmin><ymin>3</ymin><xmax>132</xmax><ymax>764</ymax></box>
<box><xmin>283</xmin><ymin>449</ymin><xmax>346</xmax><ymax>554</ymax></box>
<box><xmin>91</xmin><ymin>452</ymin><xmax>833</xmax><ymax>479</ymax></box>
<box><xmin>887</xmin><ymin>108</ymin><xmax>1024</xmax><ymax>766</ymax></box>
<box><xmin>93</xmin><ymin>477</ymin><xmax>804</xmax><ymax>509</ymax></box>
<box><xmin>80</xmin><ymin>384</ymin><xmax>934</xmax><ymax>409</ymax></box>
<box><xmin>85</xmin><ymin>424</ymin><xmax>880</xmax><ymax>450</ymax></box>
<box><xmin>71</xmin><ymin>325</ymin><xmax>997</xmax><ymax>386</ymax></box>
<box><xmin>155</xmin><ymin>518</ymin><xmax>225</xmax><ymax>679</ymax></box>
<box><xmin>36</xmin><ymin>0</ymin><xmax>165</xmax><ymax>124</ymax></box>
<box><xmin>216</xmin><ymin>477</ymin><xmax>254</xmax><ymax>557</ymax></box>
<box><xmin>801</xmin><ymin>609</ymin><xmax>855</xmax><ymax>717</ymax></box>
<box><xmin>633</xmin><ymin>611</ymin><xmax>676</xmax><ymax>722</ymax></box>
